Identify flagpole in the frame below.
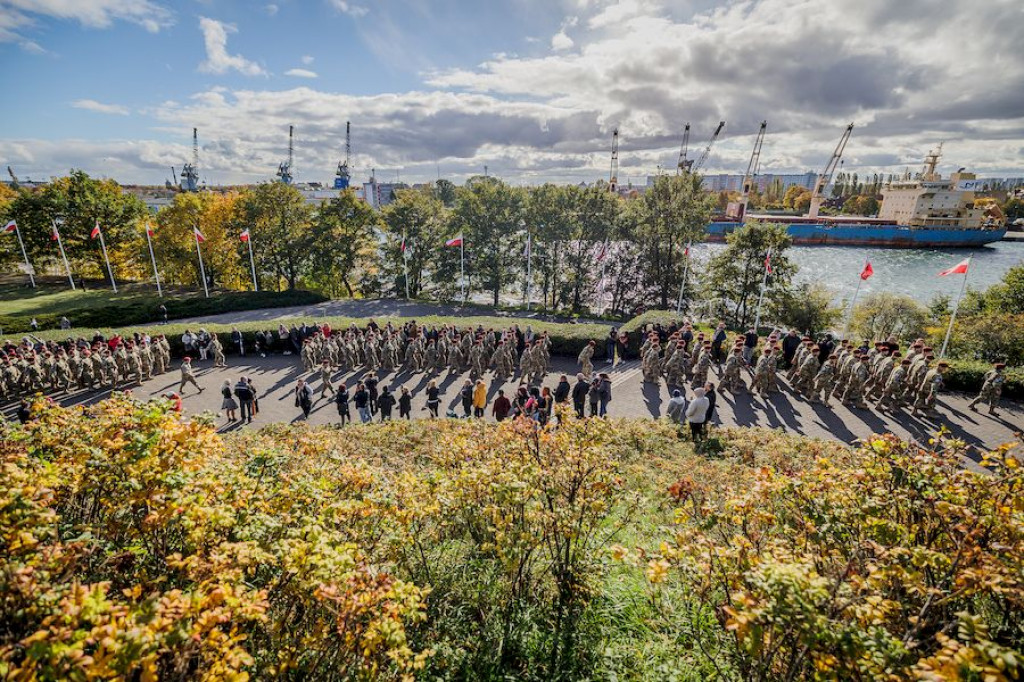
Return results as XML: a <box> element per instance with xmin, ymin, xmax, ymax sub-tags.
<box><xmin>460</xmin><ymin>238</ymin><xmax>466</xmax><ymax>304</ymax></box>
<box><xmin>841</xmin><ymin>276</ymin><xmax>863</xmax><ymax>340</ymax></box>
<box><xmin>97</xmin><ymin>223</ymin><xmax>117</xmax><ymax>293</ymax></box>
<box><xmin>403</xmin><ymin>233</ymin><xmax>410</xmax><ymax>300</ymax></box>
<box><xmin>194</xmin><ymin>228</ymin><xmax>209</xmax><ymax>298</ymax></box>
<box><xmin>596</xmin><ymin>240</ymin><xmax>609</xmax><ymax>312</ymax></box>
<box><xmin>753</xmin><ymin>246</ymin><xmax>771</xmax><ymax>331</ymax></box>
<box><xmin>939</xmin><ymin>256</ymin><xmax>971</xmax><ymax>359</ymax></box>
<box><xmin>675</xmin><ymin>241</ymin><xmax>691</xmax><ymax>316</ymax></box>
<box><xmin>246</xmin><ymin>235</ymin><xmax>258</xmax><ymax>292</ymax></box>
<box><xmin>145</xmin><ymin>225</ymin><xmax>162</xmax><ymax>297</ymax></box>
<box><xmin>13</xmin><ymin>223</ymin><xmax>35</xmax><ymax>288</ymax></box>
<box><xmin>52</xmin><ymin>220</ymin><xmax>75</xmax><ymax>290</ymax></box>
<box><xmin>525</xmin><ymin>232</ymin><xmax>532</xmax><ymax>310</ymax></box>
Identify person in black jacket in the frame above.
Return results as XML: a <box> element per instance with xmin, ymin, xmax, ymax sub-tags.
<box><xmin>571</xmin><ymin>373</ymin><xmax>589</xmax><ymax>418</ymax></box>
<box><xmin>334</xmin><ymin>383</ymin><xmax>351</xmax><ymax>426</ymax></box>
<box><xmin>425</xmin><ymin>380</ymin><xmax>440</xmax><ymax>418</ymax></box>
<box><xmin>704</xmin><ymin>381</ymin><xmax>718</xmax><ymax>427</ymax></box>
<box><xmin>231</xmin><ymin>327</ymin><xmax>245</xmax><ymax>357</ymax></box>
<box><xmin>398</xmin><ymin>387</ymin><xmax>412</xmax><ymax>419</ymax></box>
<box><xmin>781</xmin><ymin>330</ymin><xmax>801</xmax><ymax>369</ymax></box>
<box><xmin>234</xmin><ymin>377</ymin><xmax>255</xmax><ymax>423</ymax></box>
<box><xmin>459</xmin><ymin>379</ymin><xmax>473</xmax><ymax>417</ymax></box>
<box><xmin>365</xmin><ymin>375</ymin><xmax>379</xmax><ymax>415</ymax></box>
<box><xmin>377</xmin><ymin>386</ymin><xmax>396</xmax><ymax>421</ymax></box>
<box><xmin>16</xmin><ymin>399</ymin><xmax>31</xmax><ymax>424</ymax></box>
<box><xmin>353</xmin><ymin>383</ymin><xmax>371</xmax><ymax>423</ymax></box>
<box><xmin>294</xmin><ymin>379</ymin><xmax>313</xmax><ymax>418</ymax></box>
<box><xmin>554</xmin><ymin>374</ymin><xmax>571</xmax><ymax>404</ymax></box>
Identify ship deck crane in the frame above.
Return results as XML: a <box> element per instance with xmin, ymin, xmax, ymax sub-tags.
<box><xmin>277</xmin><ymin>125</ymin><xmax>294</xmax><ymax>185</ymax></box>
<box><xmin>736</xmin><ymin>120</ymin><xmax>767</xmax><ymax>220</ymax></box>
<box><xmin>676</xmin><ymin>123</ymin><xmax>691</xmax><ymax>174</ymax></box>
<box><xmin>180</xmin><ymin>128</ymin><xmax>200</xmax><ymax>192</ymax></box>
<box><xmin>692</xmin><ymin>121</ymin><xmax>725</xmax><ymax>174</ymax></box>
<box><xmin>335</xmin><ymin>121</ymin><xmax>351</xmax><ymax>189</ymax></box>
<box><xmin>808</xmin><ymin>123</ymin><xmax>854</xmax><ymax>218</ymax></box>
<box><xmin>608</xmin><ymin>128</ymin><xmax>619</xmax><ymax>193</ymax></box>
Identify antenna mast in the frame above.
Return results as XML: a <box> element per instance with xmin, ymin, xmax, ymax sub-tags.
<box><xmin>609</xmin><ymin>128</ymin><xmax>619</xmax><ymax>192</ymax></box>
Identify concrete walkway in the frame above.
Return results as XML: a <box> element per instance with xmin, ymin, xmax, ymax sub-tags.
<box><xmin>5</xmin><ymin>354</ymin><xmax>1020</xmax><ymax>460</ymax></box>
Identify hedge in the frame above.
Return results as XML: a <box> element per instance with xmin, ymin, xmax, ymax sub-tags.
<box><xmin>0</xmin><ymin>289</ymin><xmax>328</xmax><ymax>334</ymax></box>
<box><xmin>943</xmin><ymin>360</ymin><xmax>1023</xmax><ymax>401</ymax></box>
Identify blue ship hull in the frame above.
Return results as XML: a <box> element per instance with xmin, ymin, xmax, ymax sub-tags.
<box><xmin>707</xmin><ymin>221</ymin><xmax>1007</xmax><ymax>248</ymax></box>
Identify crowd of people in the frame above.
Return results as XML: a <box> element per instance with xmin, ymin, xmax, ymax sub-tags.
<box><xmin>636</xmin><ymin>322</ymin><xmax>1007</xmax><ymax>419</ymax></box>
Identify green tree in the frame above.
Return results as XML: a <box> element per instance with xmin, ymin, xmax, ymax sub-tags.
<box><xmin>703</xmin><ymin>221</ymin><xmax>797</xmax><ymax>330</ymax></box>
<box><xmin>153</xmin><ymin>191</ymin><xmax>245</xmax><ymax>289</ymax></box>
<box><xmin>451</xmin><ymin>177</ymin><xmax>526</xmax><ymax>305</ymax></box>
<box><xmin>432</xmin><ymin>179</ymin><xmax>457</xmax><ymax>207</ymax></box>
<box><xmin>308</xmin><ymin>190</ymin><xmax>380</xmax><ymax>298</ymax></box>
<box><xmin>772</xmin><ymin>281</ymin><xmax>842</xmax><ymax>336</ymax></box>
<box><xmin>633</xmin><ymin>173</ymin><xmax>715</xmax><ymax>308</ymax></box>
<box><xmin>379</xmin><ymin>188</ymin><xmax>447</xmax><ymax>299</ymax></box>
<box><xmin>235</xmin><ymin>183</ymin><xmax>312</xmax><ymax>290</ymax></box>
<box><xmin>850</xmin><ymin>292</ymin><xmax>929</xmax><ymax>342</ymax></box>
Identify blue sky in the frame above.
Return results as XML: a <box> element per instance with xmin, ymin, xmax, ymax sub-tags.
<box><xmin>1</xmin><ymin>0</ymin><xmax>1022</xmax><ymax>185</ymax></box>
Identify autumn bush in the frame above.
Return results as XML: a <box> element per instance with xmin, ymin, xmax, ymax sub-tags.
<box><xmin>1</xmin><ymin>400</ymin><xmax>1021</xmax><ymax>680</ymax></box>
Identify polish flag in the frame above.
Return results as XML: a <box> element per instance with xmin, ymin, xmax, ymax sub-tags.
<box><xmin>3</xmin><ymin>220</ymin><xmax>16</xmax><ymax>233</ymax></box>
<box><xmin>146</xmin><ymin>225</ymin><xmax>155</xmax><ymax>237</ymax></box>
<box><xmin>51</xmin><ymin>225</ymin><xmax>60</xmax><ymax>241</ymax></box>
<box><xmin>445</xmin><ymin>235</ymin><xmax>463</xmax><ymax>247</ymax></box>
<box><xmin>90</xmin><ymin>221</ymin><xmax>101</xmax><ymax>239</ymax></box>
<box><xmin>764</xmin><ymin>247</ymin><xmax>772</xmax><ymax>275</ymax></box>
<box><xmin>683</xmin><ymin>241</ymin><xmax>691</xmax><ymax>258</ymax></box>
<box><xmin>595</xmin><ymin>240</ymin><xmax>608</xmax><ymax>262</ymax></box>
<box><xmin>939</xmin><ymin>258</ymin><xmax>970</xmax><ymax>276</ymax></box>
<box><xmin>860</xmin><ymin>260</ymin><xmax>873</xmax><ymax>280</ymax></box>
<box><xmin>239</xmin><ymin>229</ymin><xmax>250</xmax><ymax>242</ymax></box>
<box><xmin>400</xmin><ymin>236</ymin><xmax>406</xmax><ymax>252</ymax></box>
<box><xmin>194</xmin><ymin>228</ymin><xmax>206</xmax><ymax>243</ymax></box>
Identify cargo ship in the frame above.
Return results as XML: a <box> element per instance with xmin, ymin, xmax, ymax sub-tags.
<box><xmin>707</xmin><ymin>131</ymin><xmax>1006</xmax><ymax>248</ymax></box>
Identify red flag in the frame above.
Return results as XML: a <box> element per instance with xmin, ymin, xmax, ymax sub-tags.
<box><xmin>194</xmin><ymin>228</ymin><xmax>206</xmax><ymax>243</ymax></box>
<box><xmin>400</xmin><ymin>236</ymin><xmax>406</xmax><ymax>252</ymax></box>
<box><xmin>4</xmin><ymin>220</ymin><xmax>17</xmax><ymax>233</ymax></box>
<box><xmin>90</xmin><ymin>221</ymin><xmax>101</xmax><ymax>239</ymax></box>
<box><xmin>683</xmin><ymin>241</ymin><xmax>691</xmax><ymax>258</ymax></box>
<box><xmin>445</xmin><ymin>236</ymin><xmax>463</xmax><ymax>247</ymax></box>
<box><xmin>239</xmin><ymin>229</ymin><xmax>250</xmax><ymax>242</ymax></box>
<box><xmin>860</xmin><ymin>260</ymin><xmax>873</xmax><ymax>280</ymax></box>
<box><xmin>146</xmin><ymin>225</ymin><xmax>155</xmax><ymax>237</ymax></box>
<box><xmin>764</xmin><ymin>248</ymin><xmax>772</xmax><ymax>275</ymax></box>
<box><xmin>51</xmin><ymin>226</ymin><xmax>59</xmax><ymax>241</ymax></box>
<box><xmin>596</xmin><ymin>240</ymin><xmax>608</xmax><ymax>262</ymax></box>
<box><xmin>939</xmin><ymin>259</ymin><xmax>969</xmax><ymax>276</ymax></box>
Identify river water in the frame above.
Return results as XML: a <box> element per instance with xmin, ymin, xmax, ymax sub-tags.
<box><xmin>691</xmin><ymin>239</ymin><xmax>1024</xmax><ymax>305</ymax></box>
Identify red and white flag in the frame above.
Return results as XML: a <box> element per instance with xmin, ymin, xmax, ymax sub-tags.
<box><xmin>683</xmin><ymin>241</ymin><xmax>691</xmax><ymax>258</ymax></box>
<box><xmin>764</xmin><ymin>247</ymin><xmax>772</xmax><ymax>275</ymax></box>
<box><xmin>860</xmin><ymin>260</ymin><xmax>873</xmax><ymax>280</ymax></box>
<box><xmin>51</xmin><ymin>225</ymin><xmax>60</xmax><ymax>241</ymax></box>
<box><xmin>239</xmin><ymin>229</ymin><xmax>250</xmax><ymax>242</ymax></box>
<box><xmin>146</xmin><ymin>225</ymin><xmax>155</xmax><ymax>237</ymax></box>
<box><xmin>194</xmin><ymin>228</ymin><xmax>206</xmax><ymax>243</ymax></box>
<box><xmin>938</xmin><ymin>258</ymin><xmax>969</xmax><ymax>276</ymax></box>
<box><xmin>4</xmin><ymin>220</ymin><xmax>17</xmax><ymax>234</ymax></box>
<box><xmin>596</xmin><ymin>240</ymin><xmax>608</xmax><ymax>262</ymax></box>
<box><xmin>445</xmin><ymin>235</ymin><xmax>463</xmax><ymax>247</ymax></box>
<box><xmin>400</xmin><ymin>236</ymin><xmax>406</xmax><ymax>252</ymax></box>
<box><xmin>90</xmin><ymin>221</ymin><xmax>101</xmax><ymax>239</ymax></box>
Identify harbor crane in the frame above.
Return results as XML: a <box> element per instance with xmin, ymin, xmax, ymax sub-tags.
<box><xmin>676</xmin><ymin>123</ymin><xmax>691</xmax><ymax>174</ymax></box>
<box><xmin>335</xmin><ymin>121</ymin><xmax>351</xmax><ymax>189</ymax></box>
<box><xmin>7</xmin><ymin>166</ymin><xmax>19</xmax><ymax>189</ymax></box>
<box><xmin>608</xmin><ymin>128</ymin><xmax>620</xmax><ymax>193</ymax></box>
<box><xmin>735</xmin><ymin>120</ymin><xmax>767</xmax><ymax>220</ymax></box>
<box><xmin>808</xmin><ymin>122</ymin><xmax>854</xmax><ymax>218</ymax></box>
<box><xmin>180</xmin><ymin>128</ymin><xmax>200</xmax><ymax>192</ymax></box>
<box><xmin>691</xmin><ymin>121</ymin><xmax>725</xmax><ymax>174</ymax></box>
<box><xmin>277</xmin><ymin>125</ymin><xmax>294</xmax><ymax>185</ymax></box>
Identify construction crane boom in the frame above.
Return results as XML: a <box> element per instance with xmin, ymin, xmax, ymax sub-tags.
<box><xmin>676</xmin><ymin>123</ymin><xmax>691</xmax><ymax>174</ymax></box>
<box><xmin>335</xmin><ymin>121</ymin><xmax>351</xmax><ymax>189</ymax></box>
<box><xmin>608</xmin><ymin>128</ymin><xmax>619</xmax><ymax>193</ymax></box>
<box><xmin>179</xmin><ymin>128</ymin><xmax>200</xmax><ymax>191</ymax></box>
<box><xmin>277</xmin><ymin>125</ymin><xmax>294</xmax><ymax>184</ymax></box>
<box><xmin>808</xmin><ymin>122</ymin><xmax>854</xmax><ymax>218</ymax></box>
<box><xmin>692</xmin><ymin>121</ymin><xmax>725</xmax><ymax>173</ymax></box>
<box><xmin>736</xmin><ymin>120</ymin><xmax>768</xmax><ymax>219</ymax></box>
<box><xmin>7</xmin><ymin>166</ymin><xmax>19</xmax><ymax>189</ymax></box>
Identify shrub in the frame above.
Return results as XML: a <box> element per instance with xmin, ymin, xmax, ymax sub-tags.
<box><xmin>944</xmin><ymin>359</ymin><xmax>1024</xmax><ymax>400</ymax></box>
<box><xmin>851</xmin><ymin>291</ymin><xmax>929</xmax><ymax>342</ymax></box>
<box><xmin>936</xmin><ymin>312</ymin><xmax>1024</xmax><ymax>367</ymax></box>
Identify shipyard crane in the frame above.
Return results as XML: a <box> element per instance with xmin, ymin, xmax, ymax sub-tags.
<box><xmin>277</xmin><ymin>125</ymin><xmax>294</xmax><ymax>185</ymax></box>
<box><xmin>676</xmin><ymin>123</ymin><xmax>691</xmax><ymax>174</ymax></box>
<box><xmin>735</xmin><ymin>120</ymin><xmax>767</xmax><ymax>220</ymax></box>
<box><xmin>808</xmin><ymin>122</ymin><xmax>854</xmax><ymax>218</ymax></box>
<box><xmin>692</xmin><ymin>121</ymin><xmax>725</xmax><ymax>174</ymax></box>
<box><xmin>179</xmin><ymin>128</ymin><xmax>200</xmax><ymax>192</ymax></box>
<box><xmin>335</xmin><ymin>121</ymin><xmax>351</xmax><ymax>189</ymax></box>
<box><xmin>608</xmin><ymin>128</ymin><xmax>619</xmax><ymax>193</ymax></box>
<box><xmin>7</xmin><ymin>166</ymin><xmax>19</xmax><ymax>189</ymax></box>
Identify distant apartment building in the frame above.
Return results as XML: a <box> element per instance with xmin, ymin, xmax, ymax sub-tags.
<box><xmin>362</xmin><ymin>180</ymin><xmax>409</xmax><ymax>210</ymax></box>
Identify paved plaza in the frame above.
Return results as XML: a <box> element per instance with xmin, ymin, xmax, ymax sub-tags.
<box><xmin>4</xmin><ymin>352</ymin><xmax>1019</xmax><ymax>461</ymax></box>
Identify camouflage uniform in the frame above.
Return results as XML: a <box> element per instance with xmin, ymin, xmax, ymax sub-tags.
<box><xmin>968</xmin><ymin>367</ymin><xmax>1006</xmax><ymax>414</ymax></box>
<box><xmin>841</xmin><ymin>359</ymin><xmax>870</xmax><ymax>409</ymax></box>
<box><xmin>718</xmin><ymin>350</ymin><xmax>745</xmax><ymax>394</ymax></box>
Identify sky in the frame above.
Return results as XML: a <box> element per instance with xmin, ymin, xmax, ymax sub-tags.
<box><xmin>1</xmin><ymin>0</ymin><xmax>1022</xmax><ymax>187</ymax></box>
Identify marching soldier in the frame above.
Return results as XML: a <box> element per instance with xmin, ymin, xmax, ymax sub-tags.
<box><xmin>968</xmin><ymin>362</ymin><xmax>1006</xmax><ymax>416</ymax></box>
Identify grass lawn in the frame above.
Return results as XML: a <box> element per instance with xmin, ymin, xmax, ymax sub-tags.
<box><xmin>0</xmin><ymin>281</ymin><xmax>179</xmax><ymax>318</ymax></box>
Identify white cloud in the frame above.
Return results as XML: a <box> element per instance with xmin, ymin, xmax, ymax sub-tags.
<box><xmin>197</xmin><ymin>16</ymin><xmax>267</xmax><ymax>76</ymax></box>
<box><xmin>265</xmin><ymin>3</ymin><xmax>278</xmax><ymax>16</ymax></box>
<box><xmin>301</xmin><ymin>54</ymin><xmax>314</xmax><ymax>65</ymax></box>
<box><xmin>327</xmin><ymin>0</ymin><xmax>367</xmax><ymax>17</ymax></box>
<box><xmin>285</xmin><ymin>68</ymin><xmax>318</xmax><ymax>78</ymax></box>
<box><xmin>72</xmin><ymin>98</ymin><xmax>130</xmax><ymax>115</ymax></box>
<box><xmin>551</xmin><ymin>30</ymin><xmax>573</xmax><ymax>51</ymax></box>
<box><xmin>0</xmin><ymin>0</ymin><xmax>173</xmax><ymax>51</ymax></box>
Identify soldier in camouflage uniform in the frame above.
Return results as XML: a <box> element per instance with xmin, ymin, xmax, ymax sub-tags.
<box><xmin>664</xmin><ymin>341</ymin><xmax>689</xmax><ymax>388</ymax></box>
<box><xmin>578</xmin><ymin>340</ymin><xmax>596</xmax><ymax>379</ymax></box>
<box><xmin>750</xmin><ymin>347</ymin><xmax>775</xmax><ymax>397</ymax></box>
<box><xmin>912</xmin><ymin>361</ymin><xmax>948</xmax><ymax>417</ymax></box>
<box><xmin>318</xmin><ymin>359</ymin><xmax>335</xmax><ymax>398</ymax></box>
<box><xmin>876</xmin><ymin>358</ymin><xmax>911</xmax><ymax>411</ymax></box>
<box><xmin>179</xmin><ymin>357</ymin><xmax>202</xmax><ymax>394</ymax></box>
<box><xmin>792</xmin><ymin>345</ymin><xmax>821</xmax><ymax>397</ymax></box>
<box><xmin>718</xmin><ymin>345</ymin><xmax>746</xmax><ymax>394</ymax></box>
<box><xmin>101</xmin><ymin>350</ymin><xmax>119</xmax><ymax>389</ymax></box>
<box><xmin>810</xmin><ymin>354</ymin><xmax>838</xmax><ymax>406</ymax></box>
<box><xmin>692</xmin><ymin>342</ymin><xmax>713</xmax><ymax>389</ymax></box>
<box><xmin>840</xmin><ymin>355</ymin><xmax>871</xmax><ymax>409</ymax></box>
<box><xmin>642</xmin><ymin>341</ymin><xmax>663</xmax><ymax>384</ymax></box>
<box><xmin>210</xmin><ymin>334</ymin><xmax>227</xmax><ymax>368</ymax></box>
<box><xmin>968</xmin><ymin>362</ymin><xmax>1006</xmax><ymax>416</ymax></box>
<box><xmin>470</xmin><ymin>341</ymin><xmax>487</xmax><ymax>380</ymax></box>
